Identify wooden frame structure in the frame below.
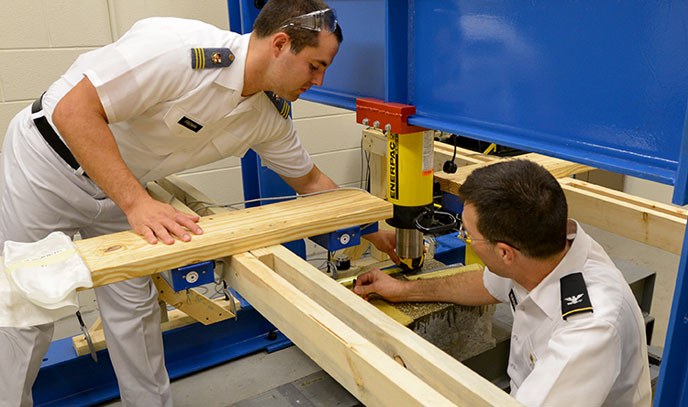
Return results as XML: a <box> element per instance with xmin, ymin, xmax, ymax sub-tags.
<box><xmin>69</xmin><ymin>175</ymin><xmax>522</xmax><ymax>406</ymax></box>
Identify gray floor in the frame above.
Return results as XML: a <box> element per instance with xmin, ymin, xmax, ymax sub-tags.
<box><xmin>51</xmin><ymin>221</ymin><xmax>679</xmax><ymax>406</ymax></box>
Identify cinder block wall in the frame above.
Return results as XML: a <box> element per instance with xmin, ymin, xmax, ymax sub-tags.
<box><xmin>0</xmin><ymin>0</ymin><xmax>364</xmax><ymax>211</ymax></box>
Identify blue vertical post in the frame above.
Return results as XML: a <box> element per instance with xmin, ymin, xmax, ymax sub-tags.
<box><xmin>655</xmin><ymin>223</ymin><xmax>688</xmax><ymax>405</ymax></box>
<box><xmin>226</xmin><ymin>0</ymin><xmax>241</xmax><ymax>33</ymax></box>
<box><xmin>385</xmin><ymin>0</ymin><xmax>409</xmax><ymax>104</ymax></box>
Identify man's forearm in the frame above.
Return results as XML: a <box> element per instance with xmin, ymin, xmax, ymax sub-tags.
<box><xmin>402</xmin><ymin>269</ymin><xmax>499</xmax><ymax>305</ymax></box>
<box><xmin>282</xmin><ymin>164</ymin><xmax>338</xmax><ymax>194</ymax></box>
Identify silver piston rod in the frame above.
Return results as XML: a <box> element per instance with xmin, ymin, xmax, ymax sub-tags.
<box><xmin>396</xmin><ymin>227</ymin><xmax>424</xmax><ymax>260</ymax></box>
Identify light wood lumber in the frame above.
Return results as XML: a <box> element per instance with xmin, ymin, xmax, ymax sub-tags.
<box><xmin>74</xmin><ymin>189</ymin><xmax>392</xmax><ymax>287</ymax></box>
<box><xmin>561</xmin><ymin>178</ymin><xmax>687</xmax><ymax>255</ymax></box>
<box><xmin>436</xmin><ymin>153</ymin><xmax>593</xmax><ymax>196</ymax></box>
<box><xmin>88</xmin><ymin>317</ymin><xmax>102</xmax><ymax>335</ymax></box>
<box><xmin>228</xmin><ymin>251</ymin><xmax>457</xmax><ymax>407</ymax></box>
<box><xmin>155</xmin><ymin>176</ymin><xmax>223</xmax><ymax>216</ymax></box>
<box><xmin>250</xmin><ymin>245</ymin><xmax>523</xmax><ymax>407</ymax></box>
<box><xmin>72</xmin><ymin>296</ymin><xmax>240</xmax><ymax>356</ymax></box>
<box><xmin>152</xmin><ymin>273</ymin><xmax>235</xmax><ymax>325</ymax></box>
<box><xmin>146</xmin><ymin>182</ymin><xmax>198</xmax><ymax>216</ymax></box>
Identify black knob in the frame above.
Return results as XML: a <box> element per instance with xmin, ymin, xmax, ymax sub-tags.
<box><xmin>443</xmin><ymin>160</ymin><xmax>458</xmax><ymax>173</ymax></box>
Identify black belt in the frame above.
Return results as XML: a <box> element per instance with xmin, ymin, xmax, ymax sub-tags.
<box><xmin>31</xmin><ymin>94</ymin><xmax>85</xmax><ymax>175</ymax></box>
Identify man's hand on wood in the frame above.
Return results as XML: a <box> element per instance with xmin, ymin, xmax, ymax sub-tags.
<box><xmin>353</xmin><ymin>268</ymin><xmax>407</xmax><ymax>302</ymax></box>
<box><xmin>125</xmin><ymin>196</ymin><xmax>203</xmax><ymax>245</ymax></box>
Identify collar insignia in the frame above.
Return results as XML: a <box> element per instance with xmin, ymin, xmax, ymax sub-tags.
<box><xmin>264</xmin><ymin>91</ymin><xmax>291</xmax><ymax>119</ymax></box>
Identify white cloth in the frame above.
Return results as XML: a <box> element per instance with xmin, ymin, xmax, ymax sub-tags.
<box><xmin>483</xmin><ymin>220</ymin><xmax>651</xmax><ymax>407</ymax></box>
<box><xmin>40</xmin><ymin>17</ymin><xmax>313</xmax><ymax>184</ymax></box>
<box><xmin>4</xmin><ymin>231</ymin><xmax>92</xmax><ymax>312</ymax></box>
<box><xmin>0</xmin><ymin>258</ymin><xmax>76</xmax><ymax>328</ymax></box>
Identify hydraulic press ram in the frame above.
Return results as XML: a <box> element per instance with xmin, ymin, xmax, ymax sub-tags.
<box><xmin>356</xmin><ymin>98</ymin><xmax>456</xmax><ymax>271</ymax></box>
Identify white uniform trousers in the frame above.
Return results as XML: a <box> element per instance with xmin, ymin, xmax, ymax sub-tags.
<box><xmin>0</xmin><ymin>106</ymin><xmax>172</xmax><ymax>407</ymax></box>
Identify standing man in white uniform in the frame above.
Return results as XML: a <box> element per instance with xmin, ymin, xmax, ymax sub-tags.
<box><xmin>354</xmin><ymin>160</ymin><xmax>652</xmax><ymax>407</ymax></box>
<box><xmin>0</xmin><ymin>1</ymin><xmax>397</xmax><ymax>406</ymax></box>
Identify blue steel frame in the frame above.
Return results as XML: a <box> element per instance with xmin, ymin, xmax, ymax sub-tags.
<box><xmin>230</xmin><ymin>1</ymin><xmax>688</xmax><ymax>405</ymax></box>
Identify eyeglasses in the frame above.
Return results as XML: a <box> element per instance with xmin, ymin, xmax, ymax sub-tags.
<box><xmin>458</xmin><ymin>221</ymin><xmax>490</xmax><ymax>245</ymax></box>
<box><xmin>457</xmin><ymin>219</ymin><xmax>521</xmax><ymax>251</ymax></box>
<box><xmin>279</xmin><ymin>8</ymin><xmax>339</xmax><ymax>33</ymax></box>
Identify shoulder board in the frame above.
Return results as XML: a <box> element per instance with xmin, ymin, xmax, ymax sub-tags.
<box><xmin>560</xmin><ymin>272</ymin><xmax>593</xmax><ymax>320</ymax></box>
<box><xmin>264</xmin><ymin>91</ymin><xmax>292</xmax><ymax>119</ymax></box>
<box><xmin>191</xmin><ymin>48</ymin><xmax>234</xmax><ymax>69</ymax></box>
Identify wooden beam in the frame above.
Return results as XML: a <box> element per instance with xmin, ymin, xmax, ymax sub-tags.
<box><xmin>561</xmin><ymin>178</ymin><xmax>687</xmax><ymax>255</ymax></box>
<box><xmin>146</xmin><ymin>182</ymin><xmax>198</xmax><ymax>216</ymax></box>
<box><xmin>228</xmin><ymin>251</ymin><xmax>458</xmax><ymax>407</ymax></box>
<box><xmin>435</xmin><ymin>153</ymin><xmax>593</xmax><ymax>196</ymax></box>
<box><xmin>75</xmin><ymin>189</ymin><xmax>392</xmax><ymax>287</ymax></box>
<box><xmin>155</xmin><ymin>176</ymin><xmax>223</xmax><ymax>216</ymax></box>
<box><xmin>249</xmin><ymin>245</ymin><xmax>522</xmax><ymax>407</ymax></box>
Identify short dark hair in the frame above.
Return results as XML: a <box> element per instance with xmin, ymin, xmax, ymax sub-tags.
<box><xmin>253</xmin><ymin>0</ymin><xmax>343</xmax><ymax>53</ymax></box>
<box><xmin>459</xmin><ymin>159</ymin><xmax>568</xmax><ymax>259</ymax></box>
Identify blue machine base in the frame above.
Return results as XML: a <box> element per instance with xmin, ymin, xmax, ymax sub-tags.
<box><xmin>33</xmin><ymin>293</ymin><xmax>291</xmax><ymax>407</ymax></box>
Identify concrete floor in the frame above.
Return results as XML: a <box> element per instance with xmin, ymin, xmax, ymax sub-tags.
<box><xmin>50</xmin><ymin>220</ymin><xmax>678</xmax><ymax>405</ymax></box>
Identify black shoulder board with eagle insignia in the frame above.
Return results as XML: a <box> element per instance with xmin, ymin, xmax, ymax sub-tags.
<box><xmin>560</xmin><ymin>272</ymin><xmax>593</xmax><ymax>320</ymax></box>
<box><xmin>264</xmin><ymin>91</ymin><xmax>292</xmax><ymax>119</ymax></box>
<box><xmin>191</xmin><ymin>48</ymin><xmax>235</xmax><ymax>69</ymax></box>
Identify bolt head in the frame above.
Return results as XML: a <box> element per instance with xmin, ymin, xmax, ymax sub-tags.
<box><xmin>373</xmin><ymin>120</ymin><xmax>380</xmax><ymax>128</ymax></box>
<box><xmin>362</xmin><ymin>118</ymin><xmax>369</xmax><ymax>125</ymax></box>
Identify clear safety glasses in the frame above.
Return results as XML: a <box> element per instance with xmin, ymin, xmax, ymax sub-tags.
<box><xmin>280</xmin><ymin>8</ymin><xmax>338</xmax><ymax>33</ymax></box>
<box><xmin>457</xmin><ymin>219</ymin><xmax>521</xmax><ymax>251</ymax></box>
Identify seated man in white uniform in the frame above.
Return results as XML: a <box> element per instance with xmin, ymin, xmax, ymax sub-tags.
<box><xmin>0</xmin><ymin>1</ymin><xmax>397</xmax><ymax>406</ymax></box>
<box><xmin>354</xmin><ymin>159</ymin><xmax>651</xmax><ymax>407</ymax></box>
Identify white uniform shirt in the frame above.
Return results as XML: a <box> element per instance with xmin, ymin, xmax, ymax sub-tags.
<box><xmin>40</xmin><ymin>17</ymin><xmax>313</xmax><ymax>184</ymax></box>
<box><xmin>483</xmin><ymin>220</ymin><xmax>651</xmax><ymax>407</ymax></box>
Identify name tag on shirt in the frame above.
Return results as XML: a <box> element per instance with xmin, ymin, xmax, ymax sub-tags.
<box><xmin>178</xmin><ymin>116</ymin><xmax>203</xmax><ymax>133</ymax></box>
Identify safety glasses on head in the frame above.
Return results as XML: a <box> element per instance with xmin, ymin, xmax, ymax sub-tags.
<box><xmin>280</xmin><ymin>8</ymin><xmax>338</xmax><ymax>33</ymax></box>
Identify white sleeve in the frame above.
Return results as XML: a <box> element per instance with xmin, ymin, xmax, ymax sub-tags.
<box><xmin>482</xmin><ymin>267</ymin><xmax>511</xmax><ymax>304</ymax></box>
<box><xmin>514</xmin><ymin>317</ymin><xmax>620</xmax><ymax>407</ymax></box>
<box><xmin>252</xmin><ymin>117</ymin><xmax>313</xmax><ymax>179</ymax></box>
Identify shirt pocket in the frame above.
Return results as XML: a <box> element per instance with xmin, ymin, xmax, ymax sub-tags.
<box><xmin>163</xmin><ymin>105</ymin><xmax>209</xmax><ymax>146</ymax></box>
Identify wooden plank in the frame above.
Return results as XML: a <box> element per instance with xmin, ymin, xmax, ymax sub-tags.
<box><xmin>152</xmin><ymin>273</ymin><xmax>235</xmax><ymax>325</ymax></box>
<box><xmin>228</xmin><ymin>251</ymin><xmax>457</xmax><ymax>407</ymax></box>
<box><xmin>561</xmin><ymin>178</ymin><xmax>687</xmax><ymax>255</ymax></box>
<box><xmin>146</xmin><ymin>182</ymin><xmax>198</xmax><ymax>216</ymax></box>
<box><xmin>72</xmin><ymin>296</ymin><xmax>240</xmax><ymax>356</ymax></box>
<box><xmin>155</xmin><ymin>176</ymin><xmax>222</xmax><ymax>216</ymax></box>
<box><xmin>74</xmin><ymin>189</ymin><xmax>392</xmax><ymax>288</ymax></box>
<box><xmin>436</xmin><ymin>154</ymin><xmax>593</xmax><ymax>196</ymax></box>
<box><xmin>250</xmin><ymin>245</ymin><xmax>522</xmax><ymax>407</ymax></box>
